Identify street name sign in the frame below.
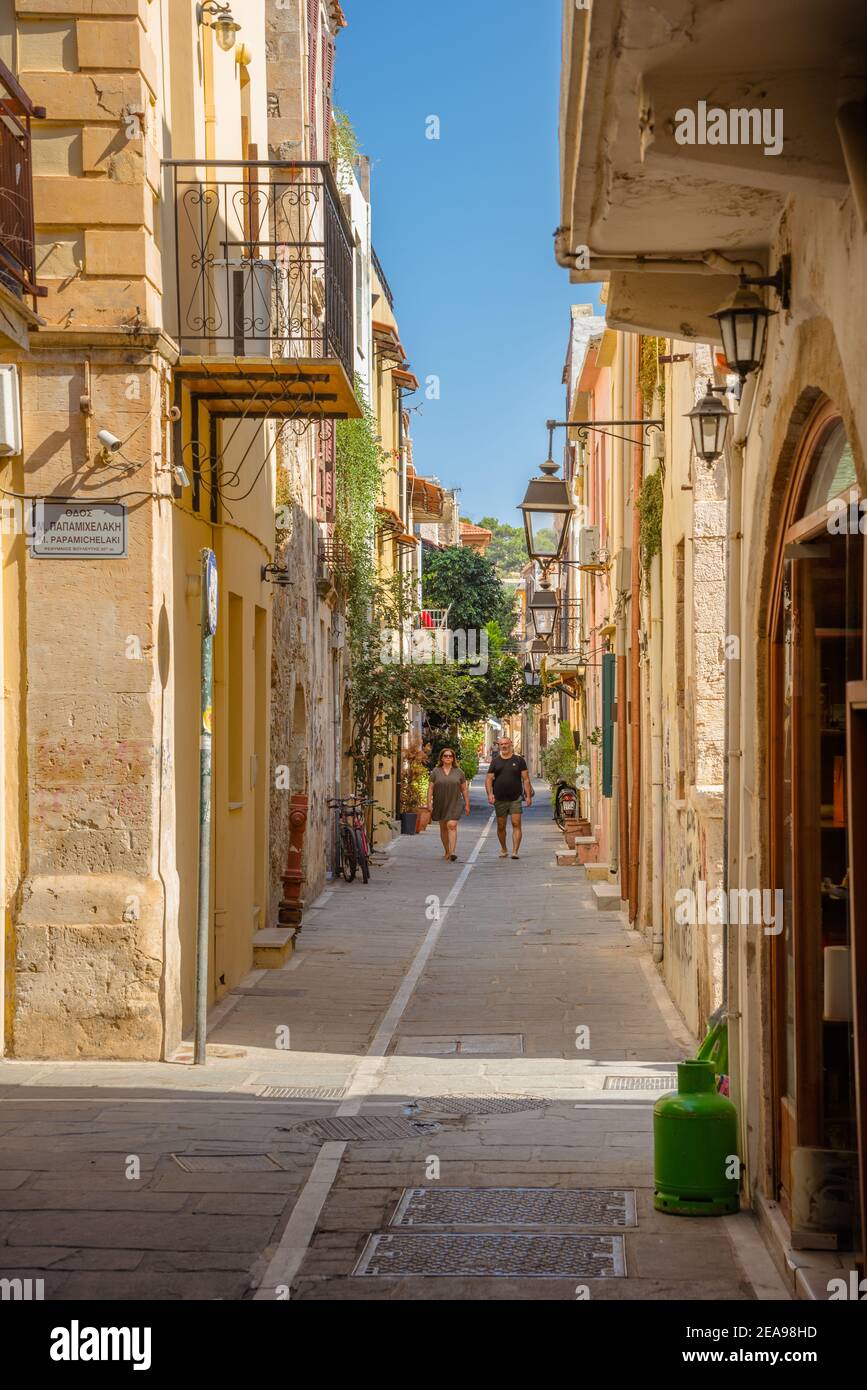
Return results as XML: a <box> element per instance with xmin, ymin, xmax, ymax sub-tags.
<box><xmin>30</xmin><ymin>501</ymin><xmax>128</xmax><ymax>558</ymax></box>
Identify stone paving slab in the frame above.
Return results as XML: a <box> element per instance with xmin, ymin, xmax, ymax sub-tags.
<box><xmin>0</xmin><ymin>779</ymin><xmax>785</xmax><ymax>1302</ymax></box>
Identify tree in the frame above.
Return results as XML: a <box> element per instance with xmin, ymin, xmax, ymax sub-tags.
<box><xmin>476</xmin><ymin>516</ymin><xmax>527</xmax><ymax>579</ymax></box>
<box><xmin>422</xmin><ymin>546</ymin><xmax>515</xmax><ymax>638</ymax></box>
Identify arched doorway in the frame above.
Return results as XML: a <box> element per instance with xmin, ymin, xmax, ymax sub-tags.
<box><xmin>769</xmin><ymin>396</ymin><xmax>865</xmax><ymax>1250</ymax></box>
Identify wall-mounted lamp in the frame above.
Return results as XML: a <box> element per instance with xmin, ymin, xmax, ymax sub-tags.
<box><xmin>197</xmin><ymin>1</ymin><xmax>241</xmax><ymax>52</ymax></box>
<box><xmin>712</xmin><ymin>256</ymin><xmax>790</xmax><ymax>383</ymax></box>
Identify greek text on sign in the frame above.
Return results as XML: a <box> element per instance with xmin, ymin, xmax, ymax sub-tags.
<box><xmin>30</xmin><ymin>501</ymin><xmax>128</xmax><ymax>558</ymax></box>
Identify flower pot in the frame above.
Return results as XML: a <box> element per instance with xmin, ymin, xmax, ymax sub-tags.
<box><xmin>416</xmin><ymin>808</ymin><xmax>432</xmax><ymax>833</ymax></box>
<box><xmin>400</xmin><ymin>811</ymin><xmax>418</xmax><ymax>835</ymax></box>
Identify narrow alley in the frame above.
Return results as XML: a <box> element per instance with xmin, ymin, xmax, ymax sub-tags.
<box><xmin>0</xmin><ymin>779</ymin><xmax>785</xmax><ymax>1302</ymax></box>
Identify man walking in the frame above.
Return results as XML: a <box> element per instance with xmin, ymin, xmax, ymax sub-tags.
<box><xmin>485</xmin><ymin>736</ymin><xmax>533</xmax><ymax>859</ymax></box>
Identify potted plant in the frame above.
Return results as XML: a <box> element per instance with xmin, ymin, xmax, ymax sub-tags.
<box><xmin>400</xmin><ymin>741</ymin><xmax>430</xmax><ymax>834</ymax></box>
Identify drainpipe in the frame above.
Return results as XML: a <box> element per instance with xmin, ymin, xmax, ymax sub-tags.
<box><xmin>650</xmin><ymin>538</ymin><xmax>664</xmax><ymax>962</ymax></box>
<box><xmin>609</xmin><ymin>346</ymin><xmax>624</xmax><ymax>883</ymax></box>
<box><xmin>726</xmin><ymin>372</ymin><xmax>754</xmax><ymax>1186</ymax></box>
<box><xmin>628</xmin><ymin>381</ymin><xmax>642</xmax><ymax>923</ymax></box>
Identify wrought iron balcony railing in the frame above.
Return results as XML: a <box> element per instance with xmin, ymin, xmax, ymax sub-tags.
<box><xmin>166</xmin><ymin>160</ymin><xmax>354</xmax><ymax>373</ymax></box>
<box><xmin>0</xmin><ymin>59</ymin><xmax>44</xmax><ymax>302</ymax></box>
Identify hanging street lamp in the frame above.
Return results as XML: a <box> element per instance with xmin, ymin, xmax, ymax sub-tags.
<box><xmin>519</xmin><ymin>456</ymin><xmax>573</xmax><ymax>565</ymax></box>
<box><xmin>529</xmin><ymin>587</ymin><xmax>560</xmax><ymax>639</ymax></box>
<box><xmin>685</xmin><ymin>384</ymin><xmax>732</xmax><ymax>464</ymax></box>
<box><xmin>529</xmin><ymin>639</ymin><xmax>548</xmax><ymax>675</ymax></box>
<box><xmin>711</xmin><ymin>257</ymin><xmax>790</xmax><ymax>383</ymax></box>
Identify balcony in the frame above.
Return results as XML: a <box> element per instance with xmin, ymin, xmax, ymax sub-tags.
<box><xmin>0</xmin><ymin>59</ymin><xmax>44</xmax><ymax>349</ymax></box>
<box><xmin>166</xmin><ymin>160</ymin><xmax>359</xmax><ymax>420</ymax></box>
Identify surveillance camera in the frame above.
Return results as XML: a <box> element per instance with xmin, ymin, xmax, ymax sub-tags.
<box><xmin>97</xmin><ymin>429</ymin><xmax>122</xmax><ymax>453</ymax></box>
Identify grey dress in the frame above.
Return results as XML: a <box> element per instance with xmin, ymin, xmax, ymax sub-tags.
<box><xmin>429</xmin><ymin>766</ymin><xmax>468</xmax><ymax>822</ymax></box>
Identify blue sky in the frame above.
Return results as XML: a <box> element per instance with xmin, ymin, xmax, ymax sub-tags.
<box><xmin>335</xmin><ymin>0</ymin><xmax>602</xmax><ymax>527</ymax></box>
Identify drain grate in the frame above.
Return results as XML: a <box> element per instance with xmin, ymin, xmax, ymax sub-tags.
<box><xmin>256</xmin><ymin>1085</ymin><xmax>347</xmax><ymax>1101</ymax></box>
<box><xmin>172</xmin><ymin>1152</ymin><xmax>284</xmax><ymax>1172</ymax></box>
<box><xmin>391</xmin><ymin>1187</ymin><xmax>636</xmax><ymax>1229</ymax></box>
<box><xmin>413</xmin><ymin>1095</ymin><xmax>549</xmax><ymax>1116</ymax></box>
<box><xmin>603</xmin><ymin>1074</ymin><xmax>676</xmax><ymax>1091</ymax></box>
<box><xmin>394</xmin><ymin>1034</ymin><xmax>524</xmax><ymax>1057</ymax></box>
<box><xmin>353</xmin><ymin>1232</ymin><xmax>626</xmax><ymax>1278</ymax></box>
<box><xmin>293</xmin><ymin>1116</ymin><xmax>441</xmax><ymax>1142</ymax></box>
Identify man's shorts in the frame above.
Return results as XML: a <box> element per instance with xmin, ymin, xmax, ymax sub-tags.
<box><xmin>494</xmin><ymin>798</ymin><xmax>523</xmax><ymax>817</ymax></box>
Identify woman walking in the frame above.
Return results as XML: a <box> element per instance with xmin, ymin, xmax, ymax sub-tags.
<box><xmin>427</xmin><ymin>748</ymin><xmax>470</xmax><ymax>861</ymax></box>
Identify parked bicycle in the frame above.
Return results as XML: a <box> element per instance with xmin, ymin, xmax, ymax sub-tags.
<box><xmin>328</xmin><ymin>796</ymin><xmax>375</xmax><ymax>884</ymax></box>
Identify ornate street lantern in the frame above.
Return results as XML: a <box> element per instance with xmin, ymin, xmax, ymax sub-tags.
<box><xmin>529</xmin><ymin>588</ymin><xmax>560</xmax><ymax>639</ymax></box>
<box><xmin>529</xmin><ymin>639</ymin><xmax>548</xmax><ymax>675</ymax></box>
<box><xmin>685</xmin><ymin>385</ymin><xmax>732</xmax><ymax>464</ymax></box>
<box><xmin>711</xmin><ymin>276</ymin><xmax>775</xmax><ymax>382</ymax></box>
<box><xmin>519</xmin><ymin>457</ymin><xmax>573</xmax><ymax>564</ymax></box>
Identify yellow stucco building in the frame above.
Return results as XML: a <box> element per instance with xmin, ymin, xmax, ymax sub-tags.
<box><xmin>0</xmin><ymin>0</ymin><xmax>357</xmax><ymax>1057</ymax></box>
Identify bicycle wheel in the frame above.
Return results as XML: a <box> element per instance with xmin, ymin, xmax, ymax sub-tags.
<box><xmin>355</xmin><ymin>828</ymin><xmax>370</xmax><ymax>884</ymax></box>
<box><xmin>341</xmin><ymin>825</ymin><xmax>357</xmax><ymax>882</ymax></box>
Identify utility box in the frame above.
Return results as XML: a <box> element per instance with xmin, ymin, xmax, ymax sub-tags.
<box><xmin>0</xmin><ymin>364</ymin><xmax>22</xmax><ymax>457</ymax></box>
<box><xmin>579</xmin><ymin>524</ymin><xmax>600</xmax><ymax>566</ymax></box>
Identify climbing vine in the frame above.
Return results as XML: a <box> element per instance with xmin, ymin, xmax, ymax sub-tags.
<box><xmin>334</xmin><ymin>378</ymin><xmax>387</xmax><ymax>641</ymax></box>
<box><xmin>639</xmin><ymin>336</ymin><xmax>666</xmax><ymax>415</ymax></box>
<box><xmin>636</xmin><ymin>467</ymin><xmax>664</xmax><ymax>577</ymax></box>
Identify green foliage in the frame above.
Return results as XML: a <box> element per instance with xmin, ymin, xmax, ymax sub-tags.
<box><xmin>475</xmin><ymin>516</ymin><xmax>527</xmax><ymax>579</ymax></box>
<box><xmin>335</xmin><ymin>379</ymin><xmax>387</xmax><ymax>641</ymax></box>
<box><xmin>422</xmin><ymin>545</ymin><xmax>516</xmax><ymax>638</ymax></box>
<box><xmin>400</xmin><ymin>740</ymin><xmax>430</xmax><ymax>812</ymax></box>
<box><xmin>636</xmin><ymin>468</ymin><xmax>664</xmax><ymax>576</ymax></box>
<box><xmin>540</xmin><ymin>720</ymin><xmax>578</xmax><ymax>793</ymax></box>
<box><xmin>458</xmin><ymin>722</ymin><xmax>485</xmax><ymax>781</ymax></box>
<box><xmin>330</xmin><ymin>107</ymin><xmax>361</xmax><ymax>178</ymax></box>
<box><xmin>639</xmin><ymin>336</ymin><xmax>666</xmax><ymax>415</ymax></box>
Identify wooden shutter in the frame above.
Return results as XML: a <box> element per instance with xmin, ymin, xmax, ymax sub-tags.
<box><xmin>322</xmin><ymin>421</ymin><xmax>335</xmax><ymax>521</ymax></box>
<box><xmin>323</xmin><ymin>34</ymin><xmax>336</xmax><ymax>163</ymax></box>
<box><xmin>307</xmin><ymin>0</ymin><xmax>319</xmax><ymax>160</ymax></box>
<box><xmin>602</xmin><ymin>652</ymin><xmax>615</xmax><ymax>798</ymax></box>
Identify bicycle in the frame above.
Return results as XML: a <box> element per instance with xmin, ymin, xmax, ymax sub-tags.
<box><xmin>328</xmin><ymin>796</ymin><xmax>375</xmax><ymax>884</ymax></box>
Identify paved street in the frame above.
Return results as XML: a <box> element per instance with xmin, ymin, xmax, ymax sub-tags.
<box><xmin>0</xmin><ymin>779</ymin><xmax>786</xmax><ymax>1301</ymax></box>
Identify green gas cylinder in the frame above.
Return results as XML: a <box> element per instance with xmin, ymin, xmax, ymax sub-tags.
<box><xmin>653</xmin><ymin>1059</ymin><xmax>740</xmax><ymax>1215</ymax></box>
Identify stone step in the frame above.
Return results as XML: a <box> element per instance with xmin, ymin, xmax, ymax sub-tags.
<box><xmin>252</xmin><ymin>926</ymin><xmax>296</xmax><ymax>969</ymax></box>
<box><xmin>585</xmin><ymin>862</ymin><xmax>611</xmax><ymax>882</ymax></box>
<box><xmin>555</xmin><ymin>849</ymin><xmax>577</xmax><ymax>866</ymax></box>
<box><xmin>592</xmin><ymin>883</ymin><xmax>624</xmax><ymax>912</ymax></box>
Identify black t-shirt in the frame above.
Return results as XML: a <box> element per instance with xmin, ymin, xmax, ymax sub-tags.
<box><xmin>488</xmin><ymin>753</ymin><xmax>528</xmax><ymax>802</ymax></box>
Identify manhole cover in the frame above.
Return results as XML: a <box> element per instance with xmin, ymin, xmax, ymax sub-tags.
<box><xmin>294</xmin><ymin>1116</ymin><xmax>441</xmax><ymax>1142</ymax></box>
<box><xmin>256</xmin><ymin>1086</ymin><xmax>347</xmax><ymax>1100</ymax></box>
<box><xmin>353</xmin><ymin>1232</ymin><xmax>625</xmax><ymax>1278</ymax></box>
<box><xmin>172</xmin><ymin>1152</ymin><xmax>283</xmax><ymax>1172</ymax></box>
<box><xmin>394</xmin><ymin>1035</ymin><xmax>524</xmax><ymax>1057</ymax></box>
<box><xmin>603</xmin><ymin>1075</ymin><xmax>676</xmax><ymax>1091</ymax></box>
<box><xmin>391</xmin><ymin>1187</ymin><xmax>636</xmax><ymax>1229</ymax></box>
<box><xmin>413</xmin><ymin>1095</ymin><xmax>549</xmax><ymax>1116</ymax></box>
